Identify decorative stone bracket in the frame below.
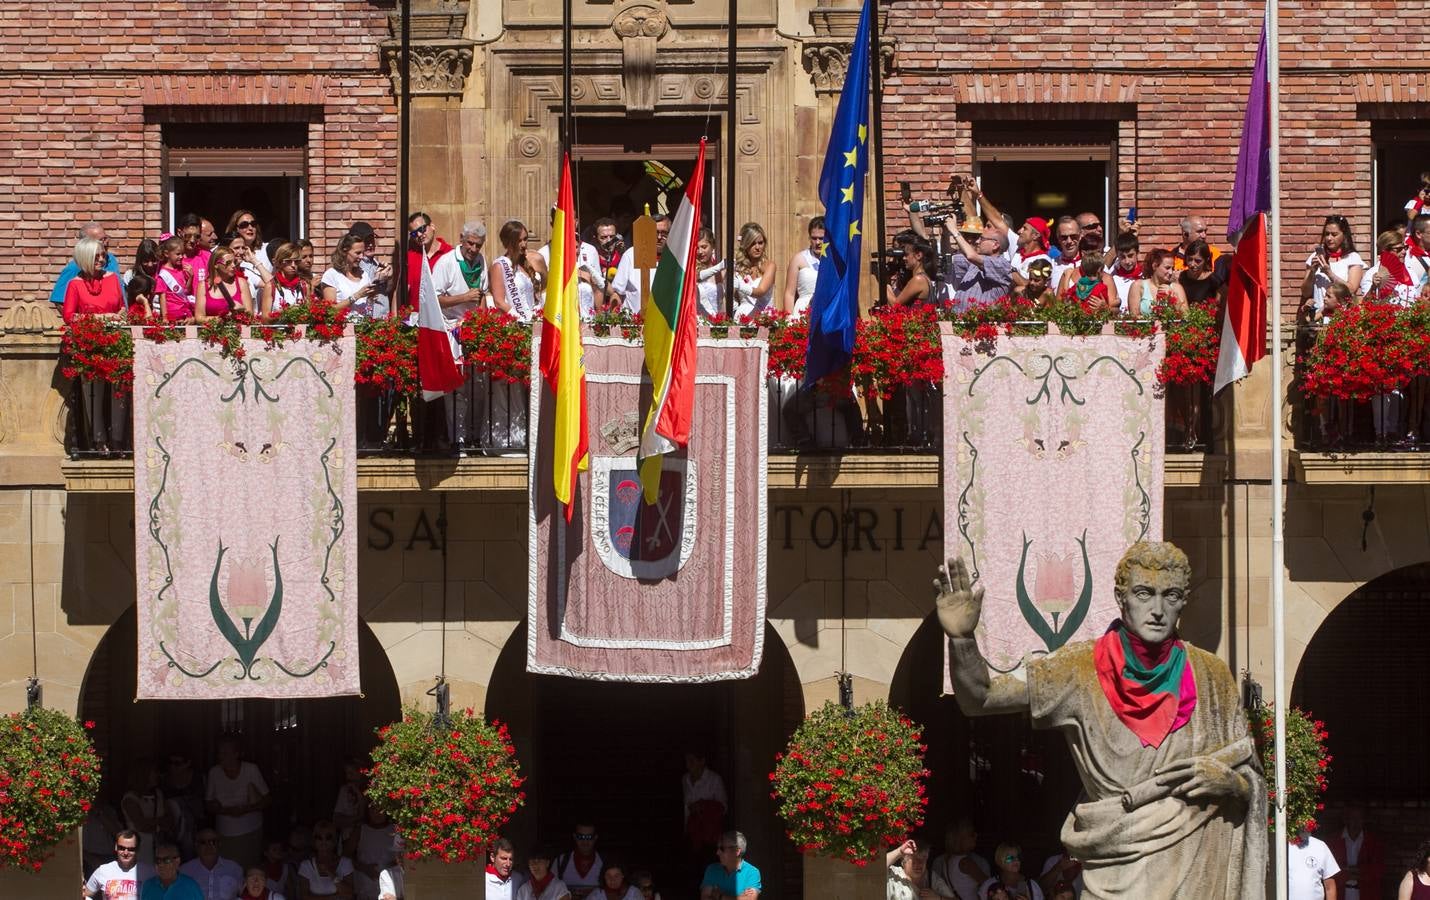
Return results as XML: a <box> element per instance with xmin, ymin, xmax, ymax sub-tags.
<box><xmin>802</xmin><ymin>5</ymin><xmax>895</xmax><ymax>94</ymax></box>
<box><xmin>612</xmin><ymin>0</ymin><xmax>671</xmax><ymax>115</ymax></box>
<box><xmin>382</xmin><ymin>9</ymin><xmax>477</xmax><ymax>97</ymax></box>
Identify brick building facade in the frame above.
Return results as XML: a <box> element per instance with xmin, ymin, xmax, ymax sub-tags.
<box><xmin>0</xmin><ymin>1</ymin><xmax>397</xmax><ymax>301</ymax></box>
<box><xmin>883</xmin><ymin>4</ymin><xmax>1430</xmax><ymax>316</ymax></box>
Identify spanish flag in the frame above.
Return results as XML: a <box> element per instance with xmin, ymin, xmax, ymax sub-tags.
<box><xmin>540</xmin><ymin>154</ymin><xmax>588</xmax><ymax>521</ymax></box>
<box><xmin>638</xmin><ymin>139</ymin><xmax>706</xmax><ymax>504</ymax></box>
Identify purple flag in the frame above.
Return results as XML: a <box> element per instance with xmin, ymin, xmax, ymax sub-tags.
<box><xmin>1227</xmin><ymin>20</ymin><xmax>1271</xmax><ymax>243</ymax></box>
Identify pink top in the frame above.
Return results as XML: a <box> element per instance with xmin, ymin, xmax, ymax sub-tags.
<box><xmin>156</xmin><ymin>264</ymin><xmax>194</xmax><ymax>320</ymax></box>
<box><xmin>62</xmin><ymin>272</ymin><xmax>125</xmax><ymax>323</ymax></box>
<box><xmin>185</xmin><ymin>247</ymin><xmax>212</xmax><ymax>277</ymax></box>
<box><xmin>204</xmin><ymin>280</ymin><xmax>244</xmax><ymax>316</ymax></box>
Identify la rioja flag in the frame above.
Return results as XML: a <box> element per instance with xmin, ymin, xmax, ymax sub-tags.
<box><xmin>1216</xmin><ymin>19</ymin><xmax>1271</xmax><ymax>394</ymax></box>
<box><xmin>417</xmin><ymin>250</ymin><xmax>464</xmax><ymax>400</ymax></box>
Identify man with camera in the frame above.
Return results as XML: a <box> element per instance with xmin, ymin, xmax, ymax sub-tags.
<box><xmin>904</xmin><ymin>176</ymin><xmax>1013</xmax><ymax>309</ymax></box>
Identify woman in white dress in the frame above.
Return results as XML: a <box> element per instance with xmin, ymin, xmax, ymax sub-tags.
<box><xmin>483</xmin><ymin>220</ymin><xmax>545</xmax><ymax>450</ymax></box>
<box><xmin>780</xmin><ymin>215</ymin><xmax>826</xmax><ymax>319</ymax></box>
<box><xmin>732</xmin><ymin>222</ymin><xmax>776</xmax><ymax>319</ymax></box>
<box><xmin>695</xmin><ymin>227</ymin><xmax>725</xmax><ymax>320</ymax></box>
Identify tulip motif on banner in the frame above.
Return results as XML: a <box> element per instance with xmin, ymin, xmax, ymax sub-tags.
<box><xmin>1014</xmin><ymin>530</ymin><xmax>1092</xmax><ymax>652</ymax></box>
<box><xmin>209</xmin><ymin>538</ymin><xmax>284</xmax><ymax>680</ymax></box>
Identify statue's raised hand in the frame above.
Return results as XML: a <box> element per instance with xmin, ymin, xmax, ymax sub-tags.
<box><xmin>934</xmin><ymin>557</ymin><xmax>984</xmax><ymax>639</ymax></box>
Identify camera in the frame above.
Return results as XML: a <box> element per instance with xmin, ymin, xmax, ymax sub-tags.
<box><xmin>870</xmin><ymin>247</ymin><xmax>905</xmax><ymax>278</ymax></box>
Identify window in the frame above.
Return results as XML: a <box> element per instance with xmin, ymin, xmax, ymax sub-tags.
<box><xmin>1372</xmin><ymin>121</ymin><xmax>1430</xmax><ymax>234</ymax></box>
<box><xmin>971</xmin><ymin>120</ymin><xmax>1121</xmax><ymax>233</ymax></box>
<box><xmin>565</xmin><ymin>117</ymin><xmax>719</xmax><ymax>241</ymax></box>
<box><xmin>163</xmin><ymin>122</ymin><xmax>308</xmax><ymax>242</ymax></box>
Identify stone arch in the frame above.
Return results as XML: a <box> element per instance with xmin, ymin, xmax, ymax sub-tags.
<box><xmin>77</xmin><ymin>606</ymin><xmax>401</xmax><ymax>834</ymax></box>
<box><xmin>483</xmin><ymin>621</ymin><xmax>804</xmax><ymax>897</ymax></box>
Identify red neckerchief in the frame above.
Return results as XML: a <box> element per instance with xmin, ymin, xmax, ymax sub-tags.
<box><xmin>405</xmin><ymin>238</ymin><xmax>454</xmax><ymax>310</ymax></box>
<box><xmin>1017</xmin><ymin>243</ymin><xmax>1048</xmax><ymax>262</ymax></box>
<box><xmin>240</xmin><ymin>889</ymin><xmax>270</xmax><ymax>900</ymax></box>
<box><xmin>275</xmin><ymin>270</ymin><xmax>307</xmax><ymax>291</ymax></box>
<box><xmin>1326</xmin><ymin>249</ymin><xmax>1344</xmax><ymax>261</ymax></box>
<box><xmin>571</xmin><ymin>851</ymin><xmax>597</xmax><ymax>877</ymax></box>
<box><xmin>529</xmin><ymin>873</ymin><xmax>555</xmax><ymax>895</ymax></box>
<box><xmin>1408</xmin><ymin>242</ymin><xmax>1430</xmax><ymax>259</ymax></box>
<box><xmin>486</xmin><ymin>864</ymin><xmax>511</xmax><ymax>883</ymax></box>
<box><xmin>1062</xmin><ymin>254</ymin><xmax>1081</xmax><ymax>267</ymax></box>
<box><xmin>1113</xmin><ymin>262</ymin><xmax>1143</xmax><ymax>279</ymax></box>
<box><xmin>1124</xmin><ymin>626</ymin><xmax>1173</xmax><ymax>666</ymax></box>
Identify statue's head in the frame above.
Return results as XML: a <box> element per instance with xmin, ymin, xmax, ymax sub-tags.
<box><xmin>1113</xmin><ymin>542</ymin><xmax>1192</xmax><ymax>644</ymax></box>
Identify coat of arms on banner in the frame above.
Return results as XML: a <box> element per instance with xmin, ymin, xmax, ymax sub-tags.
<box><xmin>590</xmin><ymin>457</ymin><xmax>697</xmax><ymax>578</ymax></box>
<box><xmin>133</xmin><ymin>332</ymin><xmax>359</xmax><ymax>699</ymax></box>
<box><xmin>942</xmin><ymin>326</ymin><xmax>1165</xmax><ymax>677</ymax></box>
<box><xmin>529</xmin><ymin>334</ymin><xmax>767</xmax><ymax>682</ymax></box>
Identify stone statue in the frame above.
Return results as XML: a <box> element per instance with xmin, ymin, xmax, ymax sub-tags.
<box><xmin>937</xmin><ymin>542</ymin><xmax>1267</xmax><ymax>899</ymax></box>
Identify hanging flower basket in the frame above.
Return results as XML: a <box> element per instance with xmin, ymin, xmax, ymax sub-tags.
<box><xmin>1248</xmin><ymin>702</ymin><xmax>1331</xmax><ymax>838</ymax></box>
<box><xmin>769</xmin><ymin>701</ymin><xmax>929</xmax><ymax>866</ymax></box>
<box><xmin>0</xmin><ymin>707</ymin><xmax>102</xmax><ymax>871</ymax></box>
<box><xmin>365</xmin><ymin>706</ymin><xmax>526</xmax><ymax>864</ymax></box>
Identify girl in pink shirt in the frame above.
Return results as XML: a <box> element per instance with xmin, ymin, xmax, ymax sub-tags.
<box><xmin>154</xmin><ymin>235</ymin><xmax>195</xmax><ymax>321</ymax></box>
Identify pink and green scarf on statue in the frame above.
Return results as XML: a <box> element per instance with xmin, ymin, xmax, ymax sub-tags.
<box><xmin>1093</xmin><ymin>620</ymin><xmax>1197</xmax><ymax>749</ymax></box>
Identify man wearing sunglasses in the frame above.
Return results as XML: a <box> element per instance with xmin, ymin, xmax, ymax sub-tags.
<box><xmin>141</xmin><ymin>843</ymin><xmax>202</xmax><ymax>900</ymax></box>
<box><xmin>699</xmin><ymin>830</ymin><xmax>760</xmax><ymax>900</ymax></box>
<box><xmin>84</xmin><ymin>831</ymin><xmax>155</xmax><ymax>900</ymax></box>
<box><xmin>555</xmin><ymin>823</ymin><xmax>603</xmax><ymax>899</ymax></box>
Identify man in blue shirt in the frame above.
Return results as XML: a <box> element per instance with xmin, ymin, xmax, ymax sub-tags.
<box><xmin>140</xmin><ymin>844</ymin><xmax>203</xmax><ymax>900</ymax></box>
<box><xmin>700</xmin><ymin>830</ymin><xmax>761</xmax><ymax>900</ymax></box>
<box><xmin>50</xmin><ymin>223</ymin><xmax>121</xmax><ymax>304</ymax></box>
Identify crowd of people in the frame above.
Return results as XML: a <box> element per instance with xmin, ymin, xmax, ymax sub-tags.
<box><xmin>80</xmin><ymin>744</ymin><xmax>754</xmax><ymax>900</ymax></box>
<box><xmin>51</xmin><ymin>169</ymin><xmax>1430</xmax><ymax>454</ymax></box>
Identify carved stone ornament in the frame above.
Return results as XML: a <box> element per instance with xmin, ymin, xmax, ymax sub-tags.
<box><xmin>382</xmin><ymin>9</ymin><xmax>477</xmax><ymax>98</ymax></box>
<box><xmin>802</xmin><ymin>5</ymin><xmax>895</xmax><ymax>94</ymax></box>
<box><xmin>612</xmin><ymin>0</ymin><xmax>670</xmax><ymax>115</ymax></box>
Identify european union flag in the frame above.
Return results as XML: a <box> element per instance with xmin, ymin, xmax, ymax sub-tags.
<box><xmin>803</xmin><ymin>0</ymin><xmax>871</xmax><ymax>389</ymax></box>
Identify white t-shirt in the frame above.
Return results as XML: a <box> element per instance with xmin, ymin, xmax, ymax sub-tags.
<box><xmin>430</xmin><ymin>247</ymin><xmax>489</xmax><ymax>322</ymax></box>
<box><xmin>85</xmin><ymin>860</ymin><xmax>155</xmax><ymax>900</ymax></box>
<box><xmin>516</xmin><ymin>876</ymin><xmax>571</xmax><ymax>900</ymax></box>
<box><xmin>205</xmin><ymin>762</ymin><xmax>268</xmax><ymax>836</ymax></box>
<box><xmin>929</xmin><ymin>852</ymin><xmax>988</xmax><ymax>900</ymax></box>
<box><xmin>609</xmin><ymin>247</ymin><xmax>650</xmax><ymax>315</ymax></box>
<box><xmin>484</xmin><ymin>868</ymin><xmax>526</xmax><ymax>900</ymax></box>
<box><xmin>792</xmin><ymin>249</ymin><xmax>821</xmax><ymax>317</ymax></box>
<box><xmin>538</xmin><ymin>240</ymin><xmax>603</xmax><ymax>318</ymax></box>
<box><xmin>682</xmin><ymin>768</ymin><xmax>728</xmax><ymax>823</ymax></box>
<box><xmin>320</xmin><ymin>267</ymin><xmax>380</xmax><ymax>320</ymax></box>
<box><xmin>1304</xmin><ymin>251</ymin><xmax>1365</xmax><ymax>317</ymax></box>
<box><xmin>297</xmin><ymin>856</ymin><xmax>356</xmax><ymax>896</ymax></box>
<box><xmin>378</xmin><ymin>865</ymin><xmax>404</xmax><ymax>900</ymax></box>
<box><xmin>1287</xmin><ymin>835</ymin><xmax>1340</xmax><ymax>900</ymax></box>
<box><xmin>978</xmin><ymin>876</ymin><xmax>1043</xmax><ymax>900</ymax></box>
<box><xmin>1109</xmin><ymin>267</ymin><xmax>1140</xmax><ymax>313</ymax></box>
<box><xmin>179</xmin><ymin>856</ymin><xmax>244</xmax><ymax>900</ymax></box>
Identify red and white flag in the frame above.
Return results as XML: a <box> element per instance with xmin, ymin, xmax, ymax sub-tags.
<box><xmin>416</xmin><ymin>252</ymin><xmax>464</xmax><ymax>401</ymax></box>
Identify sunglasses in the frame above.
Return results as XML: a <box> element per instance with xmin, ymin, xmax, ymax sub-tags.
<box><xmin>157</xmin><ymin>856</ymin><xmax>179</xmax><ymax>864</ymax></box>
<box><xmin>116</xmin><ymin>846</ymin><xmax>138</xmax><ymax>853</ymax></box>
<box><xmin>237</xmin><ymin>220</ymin><xmax>256</xmax><ymax>229</ymax></box>
<box><xmin>574</xmin><ymin>833</ymin><xmax>596</xmax><ymax>840</ymax></box>
<box><xmin>1002</xmin><ymin>854</ymin><xmax>1020</xmax><ymax>862</ymax></box>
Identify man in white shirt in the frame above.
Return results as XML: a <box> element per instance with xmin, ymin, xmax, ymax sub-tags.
<box><xmin>484</xmin><ymin>837</ymin><xmax>523</xmax><ymax>900</ymax></box>
<box><xmin>430</xmin><ymin>221</ymin><xmax>489</xmax><ymax>449</ymax></box>
<box><xmin>1049</xmin><ymin>215</ymin><xmax>1083</xmax><ymax>293</ymax></box>
<box><xmin>1288</xmin><ymin>830</ymin><xmax>1340</xmax><ymax>900</ymax></box>
<box><xmin>537</xmin><ymin>212</ymin><xmax>605</xmax><ymax>319</ymax></box>
<box><xmin>84</xmin><ymin>831</ymin><xmax>155</xmax><ymax>900</ymax></box>
<box><xmin>179</xmin><ymin>829</ymin><xmax>244</xmax><ymax>900</ymax></box>
<box><xmin>204</xmin><ymin>736</ymin><xmax>270</xmax><ymax>870</ymax></box>
<box><xmin>609</xmin><ymin>215</ymin><xmax>671</xmax><ymax>314</ymax></box>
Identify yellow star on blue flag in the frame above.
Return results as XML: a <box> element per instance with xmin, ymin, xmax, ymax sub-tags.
<box><xmin>805</xmin><ymin>0</ymin><xmax>873</xmax><ymax>390</ymax></box>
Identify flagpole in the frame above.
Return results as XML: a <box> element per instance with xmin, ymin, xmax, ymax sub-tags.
<box><xmin>1267</xmin><ymin>0</ymin><xmax>1288</xmax><ymax>897</ymax></box>
<box><xmin>561</xmin><ymin>0</ymin><xmax>572</xmax><ymax>156</ymax></box>
<box><xmin>723</xmin><ymin>0</ymin><xmax>738</xmax><ymax>317</ymax></box>
<box><xmin>868</xmin><ymin>0</ymin><xmax>887</xmax><ymax>303</ymax></box>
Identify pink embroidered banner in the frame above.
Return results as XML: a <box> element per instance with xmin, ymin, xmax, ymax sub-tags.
<box><xmin>528</xmin><ymin>331</ymin><xmax>768</xmax><ymax>682</ymax></box>
<box><xmin>133</xmin><ymin>330</ymin><xmax>359</xmax><ymax>699</ymax></box>
<box><xmin>942</xmin><ymin>325</ymin><xmax>1165</xmax><ymax>681</ymax></box>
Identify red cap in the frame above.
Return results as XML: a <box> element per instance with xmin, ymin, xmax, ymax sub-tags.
<box><xmin>1025</xmin><ymin>217</ymin><xmax>1051</xmax><ymax>246</ymax></box>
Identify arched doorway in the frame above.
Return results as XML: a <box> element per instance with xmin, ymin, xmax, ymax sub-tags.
<box><xmin>79</xmin><ymin>606</ymin><xmax>401</xmax><ymax>835</ymax></box>
<box><xmin>1292</xmin><ymin>562</ymin><xmax>1430</xmax><ymax>802</ymax></box>
<box><xmin>485</xmin><ymin>624</ymin><xmax>803</xmax><ymax>900</ymax></box>
<box><xmin>889</xmin><ymin>613</ymin><xmax>1081</xmax><ymax>867</ymax></box>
